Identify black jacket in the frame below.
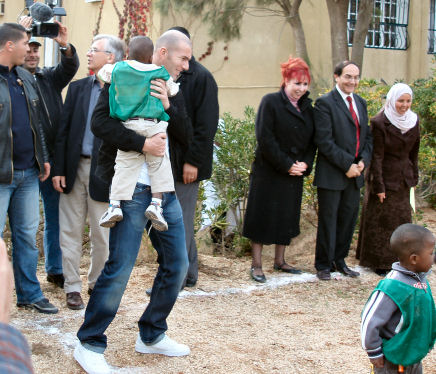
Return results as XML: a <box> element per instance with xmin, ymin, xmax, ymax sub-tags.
<box><xmin>314</xmin><ymin>88</ymin><xmax>373</xmax><ymax>190</ymax></box>
<box><xmin>253</xmin><ymin>89</ymin><xmax>315</xmax><ymax>175</ymax></box>
<box><xmin>175</xmin><ymin>57</ymin><xmax>219</xmax><ymax>181</ymax></box>
<box><xmin>0</xmin><ymin>66</ymin><xmax>48</xmax><ymax>184</ymax></box>
<box><xmin>33</xmin><ymin>44</ymin><xmax>79</xmax><ymax>156</ymax></box>
<box><xmin>53</xmin><ymin>76</ymin><xmax>108</xmax><ymax>202</ymax></box>
<box><xmin>91</xmin><ymin>83</ymin><xmax>192</xmax><ymax>201</ymax></box>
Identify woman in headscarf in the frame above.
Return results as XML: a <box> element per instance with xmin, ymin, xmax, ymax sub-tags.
<box><xmin>243</xmin><ymin>56</ymin><xmax>316</xmax><ymax>283</ymax></box>
<box><xmin>356</xmin><ymin>83</ymin><xmax>420</xmax><ymax>274</ymax></box>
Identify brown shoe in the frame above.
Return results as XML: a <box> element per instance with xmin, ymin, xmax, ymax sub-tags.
<box><xmin>66</xmin><ymin>292</ymin><xmax>85</xmax><ymax>310</ymax></box>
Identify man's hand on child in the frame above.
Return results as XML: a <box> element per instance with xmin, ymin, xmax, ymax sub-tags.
<box><xmin>143</xmin><ymin>133</ymin><xmax>166</xmax><ymax>157</ymax></box>
<box><xmin>150</xmin><ymin>79</ymin><xmax>170</xmax><ymax>110</ymax></box>
<box><xmin>370</xmin><ymin>356</ymin><xmax>384</xmax><ymax>368</ymax></box>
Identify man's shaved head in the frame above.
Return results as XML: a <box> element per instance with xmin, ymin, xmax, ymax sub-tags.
<box><xmin>155</xmin><ymin>30</ymin><xmax>192</xmax><ymax>53</ymax></box>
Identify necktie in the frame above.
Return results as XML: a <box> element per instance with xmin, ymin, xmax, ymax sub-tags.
<box><xmin>346</xmin><ymin>96</ymin><xmax>360</xmax><ymax>158</ymax></box>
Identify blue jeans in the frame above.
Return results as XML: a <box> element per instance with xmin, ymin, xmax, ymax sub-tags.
<box><xmin>39</xmin><ymin>163</ymin><xmax>62</xmax><ymax>275</ymax></box>
<box><xmin>0</xmin><ymin>168</ymin><xmax>44</xmax><ymax>304</ymax></box>
<box><xmin>77</xmin><ymin>183</ymin><xmax>188</xmax><ymax>352</ymax></box>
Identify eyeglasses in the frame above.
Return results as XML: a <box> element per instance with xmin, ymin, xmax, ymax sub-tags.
<box><xmin>87</xmin><ymin>48</ymin><xmax>112</xmax><ymax>55</ymax></box>
<box><xmin>342</xmin><ymin>74</ymin><xmax>360</xmax><ymax>82</ymax></box>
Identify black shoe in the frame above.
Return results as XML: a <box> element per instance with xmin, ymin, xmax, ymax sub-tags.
<box><xmin>337</xmin><ymin>265</ymin><xmax>360</xmax><ymax>278</ymax></box>
<box><xmin>250</xmin><ymin>267</ymin><xmax>266</xmax><ymax>283</ymax></box>
<box><xmin>274</xmin><ymin>263</ymin><xmax>302</xmax><ymax>274</ymax></box>
<box><xmin>374</xmin><ymin>269</ymin><xmax>389</xmax><ymax>276</ymax></box>
<box><xmin>87</xmin><ymin>287</ymin><xmax>93</xmax><ymax>296</ymax></box>
<box><xmin>185</xmin><ymin>280</ymin><xmax>197</xmax><ymax>288</ymax></box>
<box><xmin>17</xmin><ymin>298</ymin><xmax>58</xmax><ymax>314</ymax></box>
<box><xmin>316</xmin><ymin>269</ymin><xmax>331</xmax><ymax>281</ymax></box>
<box><xmin>47</xmin><ymin>273</ymin><xmax>65</xmax><ymax>288</ymax></box>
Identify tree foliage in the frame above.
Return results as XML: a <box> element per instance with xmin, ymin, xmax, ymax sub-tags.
<box><xmin>155</xmin><ymin>0</ymin><xmax>310</xmax><ymax>63</ymax></box>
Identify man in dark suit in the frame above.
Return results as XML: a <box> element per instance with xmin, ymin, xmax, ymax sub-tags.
<box><xmin>313</xmin><ymin>61</ymin><xmax>373</xmax><ymax>281</ymax></box>
<box><xmin>52</xmin><ymin>34</ymin><xmax>125</xmax><ymax>309</ymax></box>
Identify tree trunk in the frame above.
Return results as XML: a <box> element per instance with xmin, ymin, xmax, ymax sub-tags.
<box><xmin>326</xmin><ymin>0</ymin><xmax>349</xmax><ymax>69</ymax></box>
<box><xmin>282</xmin><ymin>0</ymin><xmax>311</xmax><ymax>65</ymax></box>
<box><xmin>351</xmin><ymin>0</ymin><xmax>373</xmax><ymax>71</ymax></box>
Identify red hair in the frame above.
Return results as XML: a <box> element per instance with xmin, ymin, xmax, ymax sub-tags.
<box><xmin>280</xmin><ymin>56</ymin><xmax>311</xmax><ymax>87</ymax></box>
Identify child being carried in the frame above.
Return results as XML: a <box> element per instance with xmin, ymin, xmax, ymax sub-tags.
<box><xmin>98</xmin><ymin>36</ymin><xmax>179</xmax><ymax>231</ymax></box>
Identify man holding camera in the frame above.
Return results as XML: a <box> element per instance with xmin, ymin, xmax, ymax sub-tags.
<box><xmin>0</xmin><ymin>22</ymin><xmax>57</xmax><ymax>314</ymax></box>
<box><xmin>20</xmin><ymin>16</ymin><xmax>80</xmax><ymax>290</ymax></box>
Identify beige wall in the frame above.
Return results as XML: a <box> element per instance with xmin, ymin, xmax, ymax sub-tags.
<box><xmin>1</xmin><ymin>0</ymin><xmax>434</xmax><ymax>117</ymax></box>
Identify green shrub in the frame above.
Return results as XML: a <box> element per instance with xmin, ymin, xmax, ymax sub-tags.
<box><xmin>207</xmin><ymin>107</ymin><xmax>256</xmax><ymax>250</ymax></box>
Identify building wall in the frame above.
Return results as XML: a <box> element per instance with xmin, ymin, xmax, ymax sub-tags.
<box><xmin>1</xmin><ymin>0</ymin><xmax>434</xmax><ymax>117</ymax></box>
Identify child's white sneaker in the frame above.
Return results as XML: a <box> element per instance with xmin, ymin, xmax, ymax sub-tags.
<box><xmin>145</xmin><ymin>203</ymin><xmax>168</xmax><ymax>231</ymax></box>
<box><xmin>99</xmin><ymin>205</ymin><xmax>123</xmax><ymax>228</ymax></box>
<box><xmin>135</xmin><ymin>334</ymin><xmax>190</xmax><ymax>356</ymax></box>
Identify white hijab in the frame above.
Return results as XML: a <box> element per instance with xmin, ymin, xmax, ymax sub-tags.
<box><xmin>384</xmin><ymin>83</ymin><xmax>418</xmax><ymax>134</ymax></box>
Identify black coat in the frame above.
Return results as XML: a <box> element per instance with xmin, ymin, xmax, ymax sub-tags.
<box><xmin>53</xmin><ymin>76</ymin><xmax>108</xmax><ymax>202</ymax></box>
<box><xmin>33</xmin><ymin>44</ymin><xmax>79</xmax><ymax>157</ymax></box>
<box><xmin>243</xmin><ymin>89</ymin><xmax>316</xmax><ymax>245</ymax></box>
<box><xmin>90</xmin><ymin>83</ymin><xmax>192</xmax><ymax>201</ymax></box>
<box><xmin>313</xmin><ymin>88</ymin><xmax>372</xmax><ymax>190</ymax></box>
<box><xmin>175</xmin><ymin>57</ymin><xmax>219</xmax><ymax>181</ymax></box>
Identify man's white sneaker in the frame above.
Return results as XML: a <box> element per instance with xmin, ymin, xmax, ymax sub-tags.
<box><xmin>145</xmin><ymin>203</ymin><xmax>168</xmax><ymax>231</ymax></box>
<box><xmin>74</xmin><ymin>343</ymin><xmax>111</xmax><ymax>374</ymax></box>
<box><xmin>99</xmin><ymin>205</ymin><xmax>123</xmax><ymax>228</ymax></box>
<box><xmin>135</xmin><ymin>334</ymin><xmax>190</xmax><ymax>357</ymax></box>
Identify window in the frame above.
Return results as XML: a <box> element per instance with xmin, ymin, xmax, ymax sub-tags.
<box><xmin>0</xmin><ymin>1</ymin><xmax>4</xmax><ymax>16</ymax></box>
<box><xmin>429</xmin><ymin>0</ymin><xmax>436</xmax><ymax>53</ymax></box>
<box><xmin>348</xmin><ymin>0</ymin><xmax>410</xmax><ymax>50</ymax></box>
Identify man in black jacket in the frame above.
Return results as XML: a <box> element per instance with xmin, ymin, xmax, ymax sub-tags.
<box><xmin>20</xmin><ymin>17</ymin><xmax>79</xmax><ymax>289</ymax></box>
<box><xmin>0</xmin><ymin>23</ymin><xmax>57</xmax><ymax>314</ymax></box>
<box><xmin>168</xmin><ymin>27</ymin><xmax>219</xmax><ymax>288</ymax></box>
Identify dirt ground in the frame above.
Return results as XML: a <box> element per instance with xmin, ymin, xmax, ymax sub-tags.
<box><xmin>8</xmin><ymin>207</ymin><xmax>436</xmax><ymax>374</ymax></box>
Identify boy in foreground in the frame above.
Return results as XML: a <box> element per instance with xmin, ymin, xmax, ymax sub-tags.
<box><xmin>361</xmin><ymin>223</ymin><xmax>435</xmax><ymax>373</ymax></box>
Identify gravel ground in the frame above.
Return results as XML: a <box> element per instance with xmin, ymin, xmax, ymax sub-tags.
<box><xmin>8</xmin><ymin>208</ymin><xmax>436</xmax><ymax>374</ymax></box>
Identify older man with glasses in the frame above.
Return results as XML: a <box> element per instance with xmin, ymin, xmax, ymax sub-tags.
<box><xmin>313</xmin><ymin>61</ymin><xmax>373</xmax><ymax>281</ymax></box>
<box><xmin>52</xmin><ymin>34</ymin><xmax>125</xmax><ymax>310</ymax></box>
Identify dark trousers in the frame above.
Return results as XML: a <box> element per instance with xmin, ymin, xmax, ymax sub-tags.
<box><xmin>315</xmin><ymin>183</ymin><xmax>360</xmax><ymax>271</ymax></box>
<box><xmin>175</xmin><ymin>181</ymin><xmax>200</xmax><ymax>286</ymax></box>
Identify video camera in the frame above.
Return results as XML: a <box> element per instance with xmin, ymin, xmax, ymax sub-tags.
<box><xmin>25</xmin><ymin>0</ymin><xmax>67</xmax><ymax>38</ymax></box>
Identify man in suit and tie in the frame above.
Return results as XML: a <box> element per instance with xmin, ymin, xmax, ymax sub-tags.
<box><xmin>313</xmin><ymin>61</ymin><xmax>373</xmax><ymax>281</ymax></box>
<box><xmin>52</xmin><ymin>35</ymin><xmax>125</xmax><ymax>309</ymax></box>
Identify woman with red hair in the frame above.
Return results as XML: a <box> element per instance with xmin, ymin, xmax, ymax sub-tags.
<box><xmin>243</xmin><ymin>57</ymin><xmax>316</xmax><ymax>283</ymax></box>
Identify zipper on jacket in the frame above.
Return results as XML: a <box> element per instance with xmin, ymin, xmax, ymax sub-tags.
<box><xmin>7</xmin><ymin>85</ymin><xmax>14</xmax><ymax>184</ymax></box>
<box><xmin>27</xmin><ymin>98</ymin><xmax>42</xmax><ymax>173</ymax></box>
<box><xmin>34</xmin><ymin>77</ymin><xmax>53</xmax><ymax>129</ymax></box>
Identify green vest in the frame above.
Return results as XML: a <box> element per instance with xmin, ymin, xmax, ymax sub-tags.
<box><xmin>374</xmin><ymin>278</ymin><xmax>436</xmax><ymax>366</ymax></box>
<box><xmin>109</xmin><ymin>61</ymin><xmax>171</xmax><ymax>121</ymax></box>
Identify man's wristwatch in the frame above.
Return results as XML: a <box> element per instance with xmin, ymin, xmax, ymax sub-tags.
<box><xmin>59</xmin><ymin>44</ymin><xmax>69</xmax><ymax>52</ymax></box>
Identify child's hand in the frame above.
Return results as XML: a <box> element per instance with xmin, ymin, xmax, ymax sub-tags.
<box><xmin>370</xmin><ymin>356</ymin><xmax>384</xmax><ymax>368</ymax></box>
